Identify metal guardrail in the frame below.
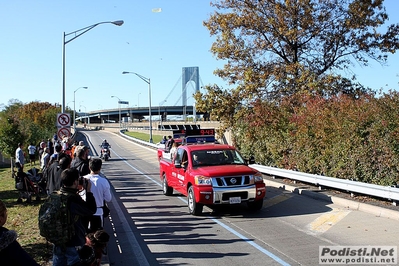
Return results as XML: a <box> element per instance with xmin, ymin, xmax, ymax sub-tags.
<box><xmin>250</xmin><ymin>164</ymin><xmax>399</xmax><ymax>202</ymax></box>
<box><xmin>119</xmin><ymin>130</ymin><xmax>399</xmax><ymax>203</ymax></box>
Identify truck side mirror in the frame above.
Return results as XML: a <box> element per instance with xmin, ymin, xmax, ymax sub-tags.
<box><xmin>174</xmin><ymin>159</ymin><xmax>182</xmax><ymax>168</ymax></box>
<box><xmin>248</xmin><ymin>156</ymin><xmax>255</xmax><ymax>164</ymax></box>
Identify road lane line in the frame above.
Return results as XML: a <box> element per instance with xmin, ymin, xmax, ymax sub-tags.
<box><xmin>307</xmin><ymin>208</ymin><xmax>351</xmax><ymax>234</ymax></box>
<box><xmin>210</xmin><ymin>217</ymin><xmax>291</xmax><ymax>266</ymax></box>
<box><xmin>263</xmin><ymin>193</ymin><xmax>295</xmax><ymax>209</ymax></box>
<box><xmin>110</xmin><ymin>148</ymin><xmax>291</xmax><ymax>266</ymax></box>
<box><xmin>108</xmin><ymin>187</ymin><xmax>151</xmax><ymax>266</ymax></box>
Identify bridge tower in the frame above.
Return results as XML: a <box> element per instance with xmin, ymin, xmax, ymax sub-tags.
<box><xmin>182</xmin><ymin>67</ymin><xmax>199</xmax><ymax>120</ymax></box>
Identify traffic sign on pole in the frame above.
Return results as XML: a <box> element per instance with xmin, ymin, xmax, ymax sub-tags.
<box><xmin>57</xmin><ymin>113</ymin><xmax>71</xmax><ymax>127</ymax></box>
<box><xmin>57</xmin><ymin>127</ymin><xmax>71</xmax><ymax>139</ymax></box>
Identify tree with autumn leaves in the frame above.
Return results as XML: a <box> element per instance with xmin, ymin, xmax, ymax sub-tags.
<box><xmin>0</xmin><ymin>100</ymin><xmax>63</xmax><ymax>158</ymax></box>
<box><xmin>195</xmin><ymin>0</ymin><xmax>399</xmax><ymax>185</ymax></box>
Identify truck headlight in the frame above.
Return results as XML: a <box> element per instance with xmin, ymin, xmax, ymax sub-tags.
<box><xmin>194</xmin><ymin>175</ymin><xmax>212</xmax><ymax>185</ymax></box>
<box><xmin>254</xmin><ymin>172</ymin><xmax>264</xmax><ymax>183</ymax></box>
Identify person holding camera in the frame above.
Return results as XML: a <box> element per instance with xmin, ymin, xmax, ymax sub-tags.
<box><xmin>70</xmin><ymin>145</ymin><xmax>91</xmax><ymax>232</ymax></box>
<box><xmin>70</xmin><ymin>146</ymin><xmax>90</xmax><ymax>182</ymax></box>
<box><xmin>52</xmin><ymin>168</ymin><xmax>97</xmax><ymax>266</ymax></box>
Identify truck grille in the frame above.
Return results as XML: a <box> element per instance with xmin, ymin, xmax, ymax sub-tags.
<box><xmin>213</xmin><ymin>175</ymin><xmax>252</xmax><ymax>187</ymax></box>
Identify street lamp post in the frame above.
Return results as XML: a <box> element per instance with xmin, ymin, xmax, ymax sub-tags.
<box><xmin>62</xmin><ymin>20</ymin><xmax>124</xmax><ymax>113</ymax></box>
<box><xmin>98</xmin><ymin>105</ymin><xmax>103</xmax><ymax>123</ymax></box>
<box><xmin>73</xmin><ymin>86</ymin><xmax>88</xmax><ymax>131</ymax></box>
<box><xmin>122</xmin><ymin>71</ymin><xmax>153</xmax><ymax>143</ymax></box>
<box><xmin>111</xmin><ymin>96</ymin><xmax>121</xmax><ymax>128</ymax></box>
<box><xmin>159</xmin><ymin>100</ymin><xmax>166</xmax><ymax>129</ymax></box>
<box><xmin>66</xmin><ymin>101</ymin><xmax>74</xmax><ymax>112</ymax></box>
<box><xmin>79</xmin><ymin>105</ymin><xmax>87</xmax><ymax>127</ymax></box>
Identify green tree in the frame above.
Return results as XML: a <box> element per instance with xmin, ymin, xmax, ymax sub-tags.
<box><xmin>194</xmin><ymin>1</ymin><xmax>399</xmax><ymax>186</ymax></box>
<box><xmin>0</xmin><ymin>100</ymin><xmax>61</xmax><ymax>158</ymax></box>
<box><xmin>0</xmin><ymin>116</ymin><xmax>24</xmax><ymax>158</ymax></box>
<box><xmin>204</xmin><ymin>0</ymin><xmax>399</xmax><ymax>99</ymax></box>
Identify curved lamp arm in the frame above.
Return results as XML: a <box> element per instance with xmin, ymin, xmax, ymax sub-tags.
<box><xmin>65</xmin><ymin>20</ymin><xmax>124</xmax><ymax>45</ymax></box>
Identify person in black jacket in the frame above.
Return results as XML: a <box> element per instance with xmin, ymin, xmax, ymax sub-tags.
<box><xmin>165</xmin><ymin>135</ymin><xmax>174</xmax><ymax>152</ymax></box>
<box><xmin>70</xmin><ymin>145</ymin><xmax>90</xmax><ymax>178</ymax></box>
<box><xmin>52</xmin><ymin>168</ymin><xmax>97</xmax><ymax>266</ymax></box>
<box><xmin>45</xmin><ymin>153</ymin><xmax>72</xmax><ymax>194</ymax></box>
<box><xmin>0</xmin><ymin>199</ymin><xmax>40</xmax><ymax>266</ymax></box>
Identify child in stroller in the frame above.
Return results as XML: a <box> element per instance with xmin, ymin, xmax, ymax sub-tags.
<box><xmin>13</xmin><ymin>167</ymin><xmax>46</xmax><ymax>203</ymax></box>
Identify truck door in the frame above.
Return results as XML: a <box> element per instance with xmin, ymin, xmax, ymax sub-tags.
<box><xmin>169</xmin><ymin>148</ymin><xmax>183</xmax><ymax>189</ymax></box>
<box><xmin>174</xmin><ymin>149</ymin><xmax>189</xmax><ymax>195</ymax></box>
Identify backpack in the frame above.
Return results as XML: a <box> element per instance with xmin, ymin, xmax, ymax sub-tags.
<box><xmin>38</xmin><ymin>191</ymin><xmax>76</xmax><ymax>246</ymax></box>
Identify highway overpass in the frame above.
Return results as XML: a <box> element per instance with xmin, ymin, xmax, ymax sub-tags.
<box><xmin>76</xmin><ymin>105</ymin><xmax>206</xmax><ymax>123</ymax></box>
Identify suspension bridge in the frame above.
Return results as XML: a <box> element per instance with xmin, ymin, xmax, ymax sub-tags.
<box><xmin>77</xmin><ymin>67</ymin><xmax>210</xmax><ymax>124</ymax></box>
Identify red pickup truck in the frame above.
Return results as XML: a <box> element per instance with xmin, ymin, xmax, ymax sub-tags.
<box><xmin>158</xmin><ymin>134</ymin><xmax>266</xmax><ymax>215</ymax></box>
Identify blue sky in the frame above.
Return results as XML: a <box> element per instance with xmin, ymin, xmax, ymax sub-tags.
<box><xmin>1</xmin><ymin>0</ymin><xmax>398</xmax><ymax>112</ymax></box>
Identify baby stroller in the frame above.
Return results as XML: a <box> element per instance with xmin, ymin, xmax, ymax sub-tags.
<box><xmin>13</xmin><ymin>167</ymin><xmax>46</xmax><ymax>203</ymax></box>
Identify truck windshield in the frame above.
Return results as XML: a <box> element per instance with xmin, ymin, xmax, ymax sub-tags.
<box><xmin>191</xmin><ymin>149</ymin><xmax>245</xmax><ymax>166</ymax></box>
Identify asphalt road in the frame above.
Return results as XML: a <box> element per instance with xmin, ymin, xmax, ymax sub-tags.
<box><xmin>79</xmin><ymin>129</ymin><xmax>399</xmax><ymax>266</ymax></box>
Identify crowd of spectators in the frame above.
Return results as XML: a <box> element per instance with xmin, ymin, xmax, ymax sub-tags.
<box><xmin>11</xmin><ymin>134</ymin><xmax>112</xmax><ymax>265</ymax></box>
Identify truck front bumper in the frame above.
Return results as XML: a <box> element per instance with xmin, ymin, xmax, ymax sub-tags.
<box><xmin>196</xmin><ymin>183</ymin><xmax>265</xmax><ymax>205</ymax></box>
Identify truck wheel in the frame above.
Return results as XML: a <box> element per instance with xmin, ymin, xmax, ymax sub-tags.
<box><xmin>162</xmin><ymin>174</ymin><xmax>173</xmax><ymax>196</ymax></box>
<box><xmin>188</xmin><ymin>186</ymin><xmax>203</xmax><ymax>216</ymax></box>
<box><xmin>247</xmin><ymin>199</ymin><xmax>264</xmax><ymax>211</ymax></box>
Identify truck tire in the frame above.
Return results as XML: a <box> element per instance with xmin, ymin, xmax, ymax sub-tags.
<box><xmin>247</xmin><ymin>199</ymin><xmax>264</xmax><ymax>211</ymax></box>
<box><xmin>188</xmin><ymin>186</ymin><xmax>203</xmax><ymax>216</ymax></box>
<box><xmin>162</xmin><ymin>174</ymin><xmax>173</xmax><ymax>196</ymax></box>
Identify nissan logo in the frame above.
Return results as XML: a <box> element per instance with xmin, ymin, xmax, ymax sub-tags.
<box><xmin>230</xmin><ymin>178</ymin><xmax>237</xmax><ymax>184</ymax></box>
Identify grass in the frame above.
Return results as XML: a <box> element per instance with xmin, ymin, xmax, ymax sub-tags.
<box><xmin>0</xmin><ymin>167</ymin><xmax>52</xmax><ymax>265</ymax></box>
<box><xmin>124</xmin><ymin>131</ymin><xmax>164</xmax><ymax>144</ymax></box>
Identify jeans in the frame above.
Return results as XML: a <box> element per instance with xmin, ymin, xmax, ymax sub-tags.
<box><xmin>52</xmin><ymin>245</ymin><xmax>81</xmax><ymax>266</ymax></box>
<box><xmin>15</xmin><ymin>162</ymin><xmax>23</xmax><ymax>172</ymax></box>
<box><xmin>88</xmin><ymin>215</ymin><xmax>103</xmax><ymax>233</ymax></box>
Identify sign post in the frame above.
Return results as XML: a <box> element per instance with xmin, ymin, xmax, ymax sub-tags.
<box><xmin>57</xmin><ymin>113</ymin><xmax>71</xmax><ymax>139</ymax></box>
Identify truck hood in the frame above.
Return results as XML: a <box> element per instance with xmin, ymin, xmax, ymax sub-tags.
<box><xmin>192</xmin><ymin>164</ymin><xmax>258</xmax><ymax>177</ymax></box>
